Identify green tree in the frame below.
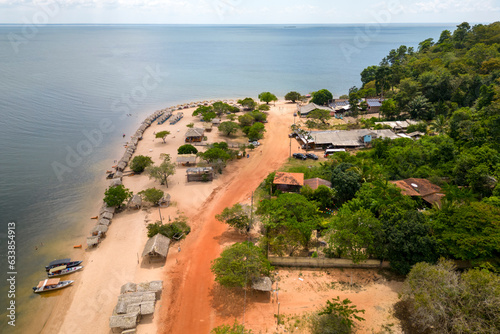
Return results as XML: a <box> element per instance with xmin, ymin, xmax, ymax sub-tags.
<box><xmin>139</xmin><ymin>188</ymin><xmax>164</xmax><ymax>206</ymax></box>
<box><xmin>193</xmin><ymin>105</ymin><xmax>217</xmax><ymax>122</ymax></box>
<box><xmin>210</xmin><ymin>242</ymin><xmax>273</xmax><ymax>288</ymax></box>
<box><xmin>311</xmin><ymin>89</ymin><xmax>333</xmax><ymax>106</ymax></box>
<box><xmin>213</xmin><ymin>102</ymin><xmax>232</xmax><ymax>117</ymax></box>
<box><xmin>197</xmin><ymin>148</ymin><xmax>232</xmax><ymax>173</ymax></box>
<box><xmin>258</xmin><ymin>104</ymin><xmax>270</xmax><ymax>111</ymax></box>
<box><xmin>145</xmin><ymin>154</ymin><xmax>176</xmax><ymax>188</ymax></box>
<box><xmin>398</xmin><ymin>259</ymin><xmax>500</xmax><ymax>334</ymax></box>
<box><xmin>348</xmin><ymin>86</ymin><xmax>360</xmax><ymax>115</ymax></box>
<box><xmin>430</xmin><ymin>114</ymin><xmax>448</xmax><ymax>134</ymax></box>
<box><xmin>258</xmin><ymin>193</ymin><xmax>319</xmax><ymax>256</ymax></box>
<box><xmin>285</xmin><ymin>91</ymin><xmax>302</xmax><ymax>103</ymax></box>
<box><xmin>380</xmin><ymin>98</ymin><xmax>399</xmax><ymax>119</ymax></box>
<box><xmin>360</xmin><ymin>65</ymin><xmax>378</xmax><ymax>87</ymax></box>
<box><xmin>330</xmin><ymin>163</ymin><xmax>362</xmax><ymax>204</ymax></box>
<box><xmin>311</xmin><ymin>297</ymin><xmax>365</xmax><ymax>334</ymax></box>
<box><xmin>408</xmin><ymin>95</ymin><xmax>432</xmax><ymax>120</ymax></box>
<box><xmin>155</xmin><ymin>130</ymin><xmax>171</xmax><ymax>143</ymax></box>
<box><xmin>103</xmin><ymin>185</ymin><xmax>132</xmax><ymax>208</ymax></box>
<box><xmin>247</xmin><ymin>122</ymin><xmax>266</xmax><ymax>141</ymax></box>
<box><xmin>248</xmin><ymin>111</ymin><xmax>267</xmax><ymax>123</ymax></box>
<box><xmin>238</xmin><ymin>114</ymin><xmax>254</xmax><ymax>127</ymax></box>
<box><xmin>218</xmin><ymin>121</ymin><xmax>240</xmax><ymax>136</ymax></box>
<box><xmin>258</xmin><ymin>92</ymin><xmax>278</xmax><ymax>104</ymax></box>
<box><xmin>238</xmin><ymin>98</ymin><xmax>257</xmax><ymax>110</ymax></box>
<box><xmin>129</xmin><ymin>155</ymin><xmax>153</xmax><ymax>173</ymax></box>
<box><xmin>215</xmin><ymin>203</ymin><xmax>251</xmax><ymax>232</ymax></box>
<box><xmin>211</xmin><ymin>321</ymin><xmax>253</xmax><ymax>334</ymax></box>
<box><xmin>177</xmin><ymin>144</ymin><xmax>198</xmax><ymax>155</ymax></box>
<box><xmin>308</xmin><ymin>109</ymin><xmax>331</xmax><ymax>124</ymax></box>
<box><xmin>147</xmin><ymin>217</ymin><xmax>191</xmax><ymax>239</ymax></box>
<box><xmin>327</xmin><ymin>208</ymin><xmax>381</xmax><ymax>263</ymax></box>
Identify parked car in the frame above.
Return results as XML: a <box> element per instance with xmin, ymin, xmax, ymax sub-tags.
<box><xmin>249</xmin><ymin>141</ymin><xmax>260</xmax><ymax>146</ymax></box>
<box><xmin>306</xmin><ymin>153</ymin><xmax>318</xmax><ymax>160</ymax></box>
<box><xmin>292</xmin><ymin>153</ymin><xmax>307</xmax><ymax>160</ymax></box>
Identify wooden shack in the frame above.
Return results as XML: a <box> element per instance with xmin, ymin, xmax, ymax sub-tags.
<box><xmin>187</xmin><ymin>167</ymin><xmax>214</xmax><ymax>182</ymax></box>
<box><xmin>185</xmin><ymin>128</ymin><xmax>205</xmax><ymax>143</ymax></box>
<box><xmin>176</xmin><ymin>154</ymin><xmax>197</xmax><ymax>166</ymax></box>
<box><xmin>141</xmin><ymin>234</ymin><xmax>171</xmax><ymax>261</ymax></box>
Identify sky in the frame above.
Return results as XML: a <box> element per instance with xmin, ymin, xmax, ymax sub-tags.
<box><xmin>0</xmin><ymin>0</ymin><xmax>498</xmax><ymax>24</ymax></box>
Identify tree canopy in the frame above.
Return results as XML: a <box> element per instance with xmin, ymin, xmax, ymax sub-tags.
<box><xmin>155</xmin><ymin>131</ymin><xmax>171</xmax><ymax>143</ymax></box>
<box><xmin>311</xmin><ymin>89</ymin><xmax>333</xmax><ymax>106</ymax></box>
<box><xmin>237</xmin><ymin>97</ymin><xmax>257</xmax><ymax>110</ymax></box>
<box><xmin>139</xmin><ymin>187</ymin><xmax>164</xmax><ymax>206</ymax></box>
<box><xmin>145</xmin><ymin>154</ymin><xmax>176</xmax><ymax>188</ymax></box>
<box><xmin>177</xmin><ymin>144</ymin><xmax>198</xmax><ymax>155</ymax></box>
<box><xmin>258</xmin><ymin>92</ymin><xmax>278</xmax><ymax>104</ymax></box>
<box><xmin>210</xmin><ymin>242</ymin><xmax>273</xmax><ymax>288</ymax></box>
<box><xmin>129</xmin><ymin>155</ymin><xmax>153</xmax><ymax>173</ymax></box>
<box><xmin>103</xmin><ymin>185</ymin><xmax>132</xmax><ymax>208</ymax></box>
<box><xmin>285</xmin><ymin>91</ymin><xmax>302</xmax><ymax>103</ymax></box>
<box><xmin>215</xmin><ymin>203</ymin><xmax>251</xmax><ymax>233</ymax></box>
<box><xmin>218</xmin><ymin>121</ymin><xmax>240</xmax><ymax>136</ymax></box>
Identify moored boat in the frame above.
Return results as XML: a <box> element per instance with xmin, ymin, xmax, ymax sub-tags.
<box><xmin>47</xmin><ymin>265</ymin><xmax>83</xmax><ymax>277</ymax></box>
<box><xmin>45</xmin><ymin>258</ymin><xmax>83</xmax><ymax>272</ymax></box>
<box><xmin>32</xmin><ymin>278</ymin><xmax>74</xmax><ymax>293</ymax></box>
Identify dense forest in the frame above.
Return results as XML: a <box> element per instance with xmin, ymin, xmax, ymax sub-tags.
<box><xmin>259</xmin><ymin>22</ymin><xmax>500</xmax><ymax>274</ymax></box>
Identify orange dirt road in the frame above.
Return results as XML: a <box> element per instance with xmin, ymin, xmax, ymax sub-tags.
<box><xmin>159</xmin><ymin>105</ymin><xmax>294</xmax><ymax>333</ymax></box>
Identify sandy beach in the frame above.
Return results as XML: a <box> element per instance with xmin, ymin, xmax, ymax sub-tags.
<box><xmin>41</xmin><ymin>100</ymin><xmax>401</xmax><ymax>334</ymax></box>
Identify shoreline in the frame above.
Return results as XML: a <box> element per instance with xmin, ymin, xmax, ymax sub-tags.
<box><xmin>41</xmin><ymin>97</ymin><xmax>278</xmax><ymax>333</ymax></box>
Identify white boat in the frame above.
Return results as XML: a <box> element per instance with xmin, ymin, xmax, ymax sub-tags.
<box><xmin>47</xmin><ymin>265</ymin><xmax>83</xmax><ymax>277</ymax></box>
<box><xmin>32</xmin><ymin>278</ymin><xmax>74</xmax><ymax>293</ymax></box>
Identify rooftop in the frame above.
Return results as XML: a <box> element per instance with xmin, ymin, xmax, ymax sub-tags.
<box><xmin>273</xmin><ymin>172</ymin><xmax>304</xmax><ymax>186</ymax></box>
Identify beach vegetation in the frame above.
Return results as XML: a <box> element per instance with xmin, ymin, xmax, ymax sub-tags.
<box><xmin>177</xmin><ymin>144</ymin><xmax>198</xmax><ymax>155</ymax></box>
<box><xmin>258</xmin><ymin>92</ymin><xmax>278</xmax><ymax>104</ymax></box>
<box><xmin>238</xmin><ymin>97</ymin><xmax>257</xmax><ymax>110</ymax></box>
<box><xmin>103</xmin><ymin>184</ymin><xmax>132</xmax><ymax>208</ymax></box>
<box><xmin>145</xmin><ymin>154</ymin><xmax>176</xmax><ymax>188</ymax></box>
<box><xmin>215</xmin><ymin>203</ymin><xmax>251</xmax><ymax>233</ymax></box>
<box><xmin>227</xmin><ymin>114</ymin><xmax>237</xmax><ymax>121</ymax></box>
<box><xmin>147</xmin><ymin>217</ymin><xmax>191</xmax><ymax>240</ymax></box>
<box><xmin>155</xmin><ymin>130</ymin><xmax>171</xmax><ymax>143</ymax></box>
<box><xmin>211</xmin><ymin>241</ymin><xmax>273</xmax><ymax>288</ymax></box>
<box><xmin>396</xmin><ymin>259</ymin><xmax>500</xmax><ymax>333</ymax></box>
<box><xmin>213</xmin><ymin>101</ymin><xmax>233</xmax><ymax>117</ymax></box>
<box><xmin>247</xmin><ymin>122</ymin><xmax>266</xmax><ymax>141</ymax></box>
<box><xmin>285</xmin><ymin>91</ymin><xmax>302</xmax><ymax>103</ymax></box>
<box><xmin>193</xmin><ymin>105</ymin><xmax>217</xmax><ymax>122</ymax></box>
<box><xmin>186</xmin><ymin>122</ymin><xmax>194</xmax><ymax>128</ymax></box>
<box><xmin>248</xmin><ymin>110</ymin><xmax>267</xmax><ymax>123</ymax></box>
<box><xmin>211</xmin><ymin>320</ymin><xmax>253</xmax><ymax>334</ymax></box>
<box><xmin>238</xmin><ymin>114</ymin><xmax>254</xmax><ymax>127</ymax></box>
<box><xmin>129</xmin><ymin>155</ymin><xmax>153</xmax><ymax>173</ymax></box>
<box><xmin>218</xmin><ymin>121</ymin><xmax>240</xmax><ymax>136</ymax></box>
<box><xmin>307</xmin><ymin>109</ymin><xmax>331</xmax><ymax>124</ymax></box>
<box><xmin>379</xmin><ymin>98</ymin><xmax>399</xmax><ymax>119</ymax></box>
<box><xmin>139</xmin><ymin>187</ymin><xmax>164</xmax><ymax>206</ymax></box>
<box><xmin>310</xmin><ymin>297</ymin><xmax>365</xmax><ymax>334</ymax></box>
<box><xmin>258</xmin><ymin>104</ymin><xmax>270</xmax><ymax>111</ymax></box>
<box><xmin>311</xmin><ymin>89</ymin><xmax>333</xmax><ymax>106</ymax></box>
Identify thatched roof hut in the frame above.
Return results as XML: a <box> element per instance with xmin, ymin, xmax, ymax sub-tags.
<box><xmin>101</xmin><ymin>211</ymin><xmax>114</xmax><ymax>221</ymax></box>
<box><xmin>141</xmin><ymin>234</ymin><xmax>171</xmax><ymax>258</ymax></box>
<box><xmin>128</xmin><ymin>194</ymin><xmax>142</xmax><ymax>209</ymax></box>
<box><xmin>136</xmin><ymin>281</ymin><xmax>163</xmax><ymax>299</ymax></box>
<box><xmin>114</xmin><ymin>171</ymin><xmax>123</xmax><ymax>179</ymax></box>
<box><xmin>120</xmin><ymin>282</ymin><xmax>137</xmax><ymax>294</ymax></box>
<box><xmin>252</xmin><ymin>277</ymin><xmax>273</xmax><ymax>292</ymax></box>
<box><xmin>117</xmin><ymin>160</ymin><xmax>127</xmax><ymax>171</ymax></box>
<box><xmin>87</xmin><ymin>236</ymin><xmax>100</xmax><ymax>248</ymax></box>
<box><xmin>176</xmin><ymin>154</ymin><xmax>197</xmax><ymax>165</ymax></box>
<box><xmin>98</xmin><ymin>218</ymin><xmax>111</xmax><ymax>226</ymax></box>
<box><xmin>100</xmin><ymin>205</ymin><xmax>116</xmax><ymax>215</ymax></box>
<box><xmin>140</xmin><ymin>302</ymin><xmax>155</xmax><ymax>315</ymax></box>
<box><xmin>159</xmin><ymin>194</ymin><xmax>171</xmax><ymax>208</ymax></box>
<box><xmin>109</xmin><ymin>312</ymin><xmax>139</xmax><ymax>332</ymax></box>
<box><xmin>91</xmin><ymin>224</ymin><xmax>108</xmax><ymax>237</ymax></box>
<box><xmin>110</xmin><ymin>179</ymin><xmax>122</xmax><ymax>187</ymax></box>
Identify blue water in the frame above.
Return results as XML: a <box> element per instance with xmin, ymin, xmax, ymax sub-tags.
<box><xmin>0</xmin><ymin>24</ymin><xmax>456</xmax><ymax>332</ymax></box>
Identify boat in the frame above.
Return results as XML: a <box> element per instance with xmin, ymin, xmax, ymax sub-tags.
<box><xmin>90</xmin><ymin>216</ymin><xmax>98</xmax><ymax>219</ymax></box>
<box><xmin>32</xmin><ymin>278</ymin><xmax>74</xmax><ymax>293</ymax></box>
<box><xmin>73</xmin><ymin>244</ymin><xmax>82</xmax><ymax>248</ymax></box>
<box><xmin>45</xmin><ymin>258</ymin><xmax>83</xmax><ymax>272</ymax></box>
<box><xmin>48</xmin><ymin>265</ymin><xmax>83</xmax><ymax>277</ymax></box>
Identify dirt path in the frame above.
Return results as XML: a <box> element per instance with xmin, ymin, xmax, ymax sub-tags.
<box><xmin>159</xmin><ymin>104</ymin><xmax>294</xmax><ymax>333</ymax></box>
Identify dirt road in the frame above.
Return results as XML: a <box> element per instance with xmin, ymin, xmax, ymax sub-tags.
<box><xmin>159</xmin><ymin>103</ymin><xmax>294</xmax><ymax>333</ymax></box>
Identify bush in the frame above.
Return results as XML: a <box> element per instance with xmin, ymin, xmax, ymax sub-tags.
<box><xmin>139</xmin><ymin>188</ymin><xmax>164</xmax><ymax>206</ymax></box>
<box><xmin>147</xmin><ymin>217</ymin><xmax>191</xmax><ymax>240</ymax></box>
<box><xmin>130</xmin><ymin>155</ymin><xmax>153</xmax><ymax>173</ymax></box>
<box><xmin>103</xmin><ymin>185</ymin><xmax>132</xmax><ymax>208</ymax></box>
<box><xmin>177</xmin><ymin>144</ymin><xmax>198</xmax><ymax>155</ymax></box>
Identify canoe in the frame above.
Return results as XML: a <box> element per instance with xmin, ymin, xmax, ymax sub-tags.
<box><xmin>73</xmin><ymin>244</ymin><xmax>82</xmax><ymax>248</ymax></box>
<box><xmin>90</xmin><ymin>216</ymin><xmax>98</xmax><ymax>219</ymax></box>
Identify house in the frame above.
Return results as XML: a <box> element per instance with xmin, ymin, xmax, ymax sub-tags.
<box><xmin>390</xmin><ymin>178</ymin><xmax>444</xmax><ymax>207</ymax></box>
<box><xmin>374</xmin><ymin>120</ymin><xmax>418</xmax><ymax>132</ymax></box>
<box><xmin>365</xmin><ymin>98</ymin><xmax>384</xmax><ymax>113</ymax></box>
<box><xmin>185</xmin><ymin>128</ymin><xmax>205</xmax><ymax>143</ymax></box>
<box><xmin>303</xmin><ymin>178</ymin><xmax>332</xmax><ymax>190</ymax></box>
<box><xmin>273</xmin><ymin>172</ymin><xmax>304</xmax><ymax>193</ymax></box>
<box><xmin>212</xmin><ymin>118</ymin><xmax>222</xmax><ymax>126</ymax></box>
<box><xmin>298</xmin><ymin>103</ymin><xmax>333</xmax><ymax>118</ymax></box>
<box><xmin>299</xmin><ymin>129</ymin><xmax>400</xmax><ymax>149</ymax></box>
<box><xmin>187</xmin><ymin>167</ymin><xmax>214</xmax><ymax>182</ymax></box>
<box><xmin>176</xmin><ymin>154</ymin><xmax>197</xmax><ymax>166</ymax></box>
<box><xmin>141</xmin><ymin>234</ymin><xmax>171</xmax><ymax>260</ymax></box>
<box><xmin>128</xmin><ymin>194</ymin><xmax>142</xmax><ymax>209</ymax></box>
<box><xmin>330</xmin><ymin>99</ymin><xmax>350</xmax><ymax>113</ymax></box>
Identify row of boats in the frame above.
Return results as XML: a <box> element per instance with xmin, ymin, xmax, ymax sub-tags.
<box><xmin>32</xmin><ymin>258</ymin><xmax>83</xmax><ymax>293</ymax></box>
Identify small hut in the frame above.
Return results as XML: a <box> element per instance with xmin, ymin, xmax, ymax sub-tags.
<box><xmin>176</xmin><ymin>154</ymin><xmax>197</xmax><ymax>166</ymax></box>
<box><xmin>159</xmin><ymin>194</ymin><xmax>171</xmax><ymax>208</ymax></box>
<box><xmin>87</xmin><ymin>236</ymin><xmax>100</xmax><ymax>248</ymax></box>
<box><xmin>203</xmin><ymin>123</ymin><xmax>213</xmax><ymax>132</ymax></box>
<box><xmin>212</xmin><ymin>118</ymin><xmax>222</xmax><ymax>126</ymax></box>
<box><xmin>109</xmin><ymin>312</ymin><xmax>139</xmax><ymax>333</ymax></box>
<box><xmin>185</xmin><ymin>128</ymin><xmax>205</xmax><ymax>143</ymax></box>
<box><xmin>110</xmin><ymin>178</ymin><xmax>122</xmax><ymax>187</ymax></box>
<box><xmin>128</xmin><ymin>194</ymin><xmax>142</xmax><ymax>209</ymax></box>
<box><xmin>91</xmin><ymin>224</ymin><xmax>108</xmax><ymax>237</ymax></box>
<box><xmin>98</xmin><ymin>218</ymin><xmax>111</xmax><ymax>226</ymax></box>
<box><xmin>273</xmin><ymin>172</ymin><xmax>304</xmax><ymax>193</ymax></box>
<box><xmin>252</xmin><ymin>277</ymin><xmax>273</xmax><ymax>292</ymax></box>
<box><xmin>187</xmin><ymin>167</ymin><xmax>214</xmax><ymax>182</ymax></box>
<box><xmin>303</xmin><ymin>178</ymin><xmax>332</xmax><ymax>190</ymax></box>
<box><xmin>141</xmin><ymin>234</ymin><xmax>171</xmax><ymax>260</ymax></box>
<box><xmin>100</xmin><ymin>211</ymin><xmax>114</xmax><ymax>221</ymax></box>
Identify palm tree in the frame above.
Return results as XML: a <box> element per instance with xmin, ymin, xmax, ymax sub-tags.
<box><xmin>430</xmin><ymin>115</ymin><xmax>448</xmax><ymax>135</ymax></box>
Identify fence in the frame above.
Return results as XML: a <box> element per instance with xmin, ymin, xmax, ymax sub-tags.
<box><xmin>268</xmin><ymin>256</ymin><xmax>390</xmax><ymax>269</ymax></box>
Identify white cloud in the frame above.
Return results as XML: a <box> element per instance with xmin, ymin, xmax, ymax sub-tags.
<box><xmin>406</xmin><ymin>0</ymin><xmax>500</xmax><ymax>14</ymax></box>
